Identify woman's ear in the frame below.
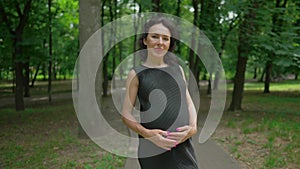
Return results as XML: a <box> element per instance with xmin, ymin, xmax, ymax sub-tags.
<box><xmin>143</xmin><ymin>38</ymin><xmax>147</xmax><ymax>46</ymax></box>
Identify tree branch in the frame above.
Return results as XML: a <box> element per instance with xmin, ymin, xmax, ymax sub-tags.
<box><xmin>15</xmin><ymin>3</ymin><xmax>22</xmax><ymax>18</ymax></box>
<box><xmin>282</xmin><ymin>0</ymin><xmax>288</xmax><ymax>8</ymax></box>
<box><xmin>222</xmin><ymin>14</ymin><xmax>240</xmax><ymax>42</ymax></box>
<box><xmin>0</xmin><ymin>3</ymin><xmax>15</xmax><ymax>35</ymax></box>
<box><xmin>16</xmin><ymin>0</ymin><xmax>32</xmax><ymax>33</ymax></box>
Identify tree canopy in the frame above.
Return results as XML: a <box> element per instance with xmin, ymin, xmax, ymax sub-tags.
<box><xmin>0</xmin><ymin>0</ymin><xmax>299</xmax><ymax>110</ymax></box>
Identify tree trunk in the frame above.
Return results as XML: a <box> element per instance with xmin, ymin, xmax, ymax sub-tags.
<box><xmin>112</xmin><ymin>0</ymin><xmax>118</xmax><ymax>89</ymax></box>
<box><xmin>30</xmin><ymin>64</ymin><xmax>40</xmax><ymax>87</ymax></box>
<box><xmin>14</xmin><ymin>31</ymin><xmax>25</xmax><ymax>110</ymax></box>
<box><xmin>133</xmin><ymin>0</ymin><xmax>138</xmax><ymax>66</ymax></box>
<box><xmin>102</xmin><ymin>59</ymin><xmax>108</xmax><ymax>97</ymax></box>
<box><xmin>119</xmin><ymin>43</ymin><xmax>123</xmax><ymax>81</ymax></box>
<box><xmin>213</xmin><ymin>70</ymin><xmax>220</xmax><ymax>90</ymax></box>
<box><xmin>253</xmin><ymin>67</ymin><xmax>257</xmax><ymax>79</ymax></box>
<box><xmin>264</xmin><ymin>61</ymin><xmax>272</xmax><ymax>93</ymax></box>
<box><xmin>79</xmin><ymin>0</ymin><xmax>101</xmax><ymax>138</ymax></box>
<box><xmin>188</xmin><ymin>0</ymin><xmax>199</xmax><ymax>88</ymax></box>
<box><xmin>1</xmin><ymin>0</ymin><xmax>33</xmax><ymax>111</ymax></box>
<box><xmin>101</xmin><ymin>0</ymin><xmax>109</xmax><ymax>97</ymax></box>
<box><xmin>194</xmin><ymin>46</ymin><xmax>201</xmax><ymax>85</ymax></box>
<box><xmin>229</xmin><ymin>1</ymin><xmax>258</xmax><ymax>111</ymax></box>
<box><xmin>229</xmin><ymin>55</ymin><xmax>248</xmax><ymax>111</ymax></box>
<box><xmin>152</xmin><ymin>0</ymin><xmax>161</xmax><ymax>12</ymax></box>
<box><xmin>15</xmin><ymin>61</ymin><xmax>25</xmax><ymax>111</ymax></box>
<box><xmin>102</xmin><ymin>0</ymin><xmax>116</xmax><ymax>96</ymax></box>
<box><xmin>176</xmin><ymin>0</ymin><xmax>181</xmax><ymax>17</ymax></box>
<box><xmin>259</xmin><ymin>68</ymin><xmax>265</xmax><ymax>82</ymax></box>
<box><xmin>12</xmin><ymin>67</ymin><xmax>15</xmax><ymax>93</ymax></box>
<box><xmin>52</xmin><ymin>64</ymin><xmax>56</xmax><ymax>80</ymax></box>
<box><xmin>12</xmin><ymin>0</ymin><xmax>33</xmax><ymax>111</ymax></box>
<box><xmin>24</xmin><ymin>62</ymin><xmax>30</xmax><ymax>97</ymax></box>
<box><xmin>48</xmin><ymin>61</ymin><xmax>52</xmax><ymax>102</ymax></box>
<box><xmin>263</xmin><ymin>0</ymin><xmax>287</xmax><ymax>93</ymax></box>
<box><xmin>48</xmin><ymin>0</ymin><xmax>52</xmax><ymax>102</ymax></box>
<box><xmin>207</xmin><ymin>76</ymin><xmax>212</xmax><ymax>95</ymax></box>
<box><xmin>213</xmin><ymin>44</ymin><xmax>223</xmax><ymax>90</ymax></box>
<box><xmin>42</xmin><ymin>64</ymin><xmax>47</xmax><ymax>81</ymax></box>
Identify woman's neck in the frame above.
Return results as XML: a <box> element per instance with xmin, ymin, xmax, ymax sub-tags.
<box><xmin>144</xmin><ymin>56</ymin><xmax>167</xmax><ymax>67</ymax></box>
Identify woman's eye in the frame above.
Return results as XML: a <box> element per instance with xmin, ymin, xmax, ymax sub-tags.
<box><xmin>152</xmin><ymin>36</ymin><xmax>158</xmax><ymax>38</ymax></box>
<box><xmin>163</xmin><ymin>38</ymin><xmax>170</xmax><ymax>41</ymax></box>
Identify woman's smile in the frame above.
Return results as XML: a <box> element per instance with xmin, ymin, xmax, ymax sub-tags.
<box><xmin>154</xmin><ymin>47</ymin><xmax>164</xmax><ymax>53</ymax></box>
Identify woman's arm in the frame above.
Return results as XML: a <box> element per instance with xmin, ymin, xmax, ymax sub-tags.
<box><xmin>166</xmin><ymin>66</ymin><xmax>198</xmax><ymax>144</ymax></box>
<box><xmin>121</xmin><ymin>69</ymin><xmax>148</xmax><ymax>137</ymax></box>
<box><xmin>121</xmin><ymin>69</ymin><xmax>177</xmax><ymax>150</ymax></box>
<box><xmin>181</xmin><ymin>87</ymin><xmax>198</xmax><ymax>140</ymax></box>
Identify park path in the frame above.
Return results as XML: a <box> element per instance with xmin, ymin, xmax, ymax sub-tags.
<box><xmin>0</xmin><ymin>92</ymin><xmax>72</xmax><ymax>108</ymax></box>
<box><xmin>123</xmin><ymin>122</ymin><xmax>242</xmax><ymax>169</ymax></box>
<box><xmin>0</xmin><ymin>92</ymin><xmax>242</xmax><ymax>169</ymax></box>
<box><xmin>124</xmin><ymin>135</ymin><xmax>241</xmax><ymax>169</ymax></box>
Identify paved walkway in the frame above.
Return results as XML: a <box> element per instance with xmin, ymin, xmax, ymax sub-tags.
<box><xmin>0</xmin><ymin>92</ymin><xmax>72</xmax><ymax>108</ymax></box>
<box><xmin>123</xmin><ymin>131</ymin><xmax>241</xmax><ymax>169</ymax></box>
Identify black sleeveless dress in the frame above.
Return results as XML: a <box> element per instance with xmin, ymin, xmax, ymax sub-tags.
<box><xmin>133</xmin><ymin>64</ymin><xmax>199</xmax><ymax>169</ymax></box>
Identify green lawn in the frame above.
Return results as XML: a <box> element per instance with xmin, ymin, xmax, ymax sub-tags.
<box><xmin>0</xmin><ymin>98</ymin><xmax>124</xmax><ymax>169</ymax></box>
<box><xmin>227</xmin><ymin>79</ymin><xmax>300</xmax><ymax>92</ymax></box>
<box><xmin>0</xmin><ymin>80</ymin><xmax>73</xmax><ymax>99</ymax></box>
<box><xmin>218</xmin><ymin>80</ymin><xmax>300</xmax><ymax>169</ymax></box>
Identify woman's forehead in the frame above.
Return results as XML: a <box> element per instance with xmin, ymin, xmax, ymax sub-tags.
<box><xmin>148</xmin><ymin>23</ymin><xmax>171</xmax><ymax>36</ymax></box>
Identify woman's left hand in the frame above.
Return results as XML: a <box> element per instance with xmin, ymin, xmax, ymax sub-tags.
<box><xmin>166</xmin><ymin>125</ymin><xmax>194</xmax><ymax>146</ymax></box>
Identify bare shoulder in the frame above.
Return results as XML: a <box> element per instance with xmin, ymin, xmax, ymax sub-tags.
<box><xmin>128</xmin><ymin>69</ymin><xmax>137</xmax><ymax>78</ymax></box>
<box><xmin>126</xmin><ymin>69</ymin><xmax>139</xmax><ymax>86</ymax></box>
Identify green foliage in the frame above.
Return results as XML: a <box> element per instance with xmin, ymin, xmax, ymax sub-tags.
<box><xmin>248</xmin><ymin>0</ymin><xmax>300</xmax><ymax>79</ymax></box>
<box><xmin>0</xmin><ymin>0</ymin><xmax>79</xmax><ymax>80</ymax></box>
<box><xmin>52</xmin><ymin>0</ymin><xmax>79</xmax><ymax>78</ymax></box>
<box><xmin>1</xmin><ymin>0</ymin><xmax>299</xmax><ymax>81</ymax></box>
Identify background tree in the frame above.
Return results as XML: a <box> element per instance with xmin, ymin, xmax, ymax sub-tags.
<box><xmin>187</xmin><ymin>0</ymin><xmax>200</xmax><ymax>87</ymax></box>
<box><xmin>229</xmin><ymin>0</ymin><xmax>260</xmax><ymax>111</ymax></box>
<box><xmin>213</xmin><ymin>0</ymin><xmax>240</xmax><ymax>90</ymax></box>
<box><xmin>79</xmin><ymin>0</ymin><xmax>101</xmax><ymax>137</ymax></box>
<box><xmin>0</xmin><ymin>0</ymin><xmax>33</xmax><ymax>111</ymax></box>
<box><xmin>48</xmin><ymin>0</ymin><xmax>53</xmax><ymax>101</ymax></box>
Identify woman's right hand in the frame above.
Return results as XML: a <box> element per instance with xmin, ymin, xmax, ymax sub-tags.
<box><xmin>145</xmin><ymin>129</ymin><xmax>177</xmax><ymax>151</ymax></box>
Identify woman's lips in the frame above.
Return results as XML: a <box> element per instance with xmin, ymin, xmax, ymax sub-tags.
<box><xmin>154</xmin><ymin>48</ymin><xmax>164</xmax><ymax>53</ymax></box>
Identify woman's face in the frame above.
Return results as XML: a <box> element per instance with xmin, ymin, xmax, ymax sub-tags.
<box><xmin>143</xmin><ymin>23</ymin><xmax>171</xmax><ymax>59</ymax></box>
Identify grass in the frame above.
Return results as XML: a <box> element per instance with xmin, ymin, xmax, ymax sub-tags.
<box><xmin>0</xmin><ymin>98</ymin><xmax>125</xmax><ymax>169</ymax></box>
<box><xmin>217</xmin><ymin>79</ymin><xmax>300</xmax><ymax>169</ymax></box>
<box><xmin>0</xmin><ymin>80</ymin><xmax>72</xmax><ymax>98</ymax></box>
<box><xmin>227</xmin><ymin>79</ymin><xmax>300</xmax><ymax>92</ymax></box>
<box><xmin>224</xmin><ymin>111</ymin><xmax>299</xmax><ymax>168</ymax></box>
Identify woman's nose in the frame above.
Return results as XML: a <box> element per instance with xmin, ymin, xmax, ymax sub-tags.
<box><xmin>158</xmin><ymin>37</ymin><xmax>163</xmax><ymax>44</ymax></box>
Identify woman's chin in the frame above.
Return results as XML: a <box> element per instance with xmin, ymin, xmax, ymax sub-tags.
<box><xmin>152</xmin><ymin>52</ymin><xmax>168</xmax><ymax>58</ymax></box>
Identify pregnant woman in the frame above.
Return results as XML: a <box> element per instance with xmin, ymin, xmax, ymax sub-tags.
<box><xmin>122</xmin><ymin>16</ymin><xmax>199</xmax><ymax>169</ymax></box>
